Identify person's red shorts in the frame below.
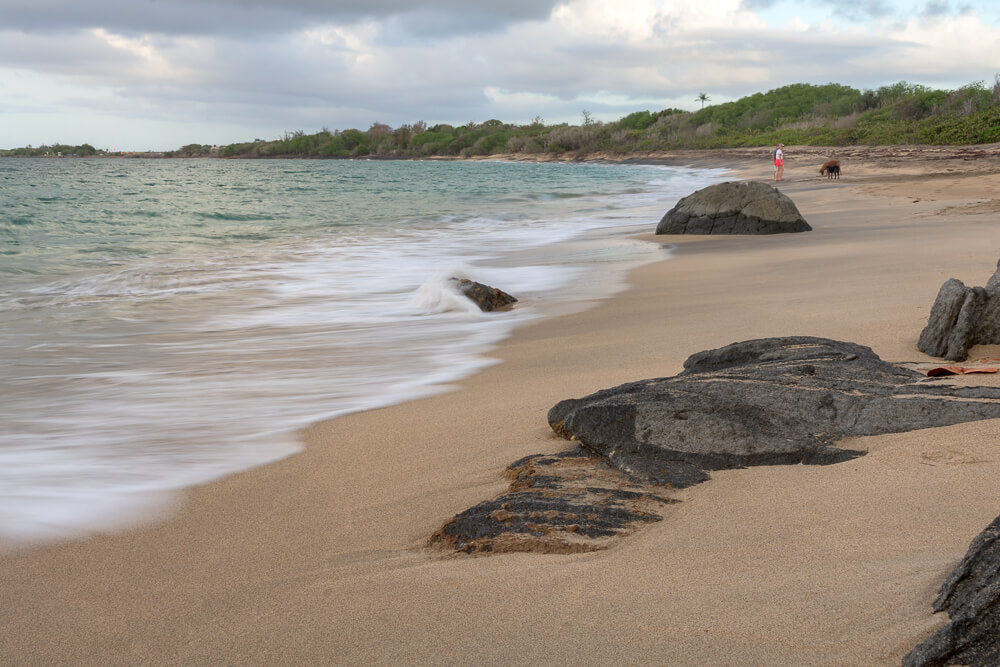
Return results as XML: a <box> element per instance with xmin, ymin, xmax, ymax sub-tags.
<box><xmin>775</xmin><ymin>159</ymin><xmax>783</xmax><ymax>166</ymax></box>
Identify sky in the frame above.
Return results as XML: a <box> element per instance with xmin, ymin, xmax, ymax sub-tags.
<box><xmin>1</xmin><ymin>0</ymin><xmax>999</xmax><ymax>151</ymax></box>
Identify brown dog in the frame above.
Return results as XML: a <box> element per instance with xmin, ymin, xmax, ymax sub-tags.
<box><xmin>820</xmin><ymin>160</ymin><xmax>841</xmax><ymax>179</ymax></box>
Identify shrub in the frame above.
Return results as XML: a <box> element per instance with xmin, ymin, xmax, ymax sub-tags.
<box><xmin>340</xmin><ymin>129</ymin><xmax>368</xmax><ymax>150</ymax></box>
<box><xmin>615</xmin><ymin>110</ymin><xmax>656</xmax><ymax>131</ymax></box>
<box><xmin>473</xmin><ymin>131</ymin><xmax>511</xmax><ymax>155</ymax></box>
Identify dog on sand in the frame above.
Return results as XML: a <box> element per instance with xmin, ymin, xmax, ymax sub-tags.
<box><xmin>820</xmin><ymin>160</ymin><xmax>841</xmax><ymax>179</ymax></box>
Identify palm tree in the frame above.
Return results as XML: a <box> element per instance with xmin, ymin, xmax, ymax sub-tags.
<box><xmin>696</xmin><ymin>92</ymin><xmax>710</xmax><ymax>109</ymax></box>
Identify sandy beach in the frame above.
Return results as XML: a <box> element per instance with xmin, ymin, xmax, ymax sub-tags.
<box><xmin>5</xmin><ymin>144</ymin><xmax>1000</xmax><ymax>664</ymax></box>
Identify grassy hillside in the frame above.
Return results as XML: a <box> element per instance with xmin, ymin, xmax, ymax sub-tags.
<box><xmin>212</xmin><ymin>79</ymin><xmax>1000</xmax><ymax>159</ymax></box>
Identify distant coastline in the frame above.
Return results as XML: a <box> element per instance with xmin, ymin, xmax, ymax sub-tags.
<box><xmin>5</xmin><ymin>79</ymin><xmax>1000</xmax><ymax>161</ymax></box>
<box><xmin>7</xmin><ymin>144</ymin><xmax>1000</xmax><ymax>180</ymax></box>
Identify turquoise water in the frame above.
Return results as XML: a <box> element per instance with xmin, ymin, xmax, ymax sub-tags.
<box><xmin>0</xmin><ymin>157</ymin><xmax>728</xmax><ymax>546</ymax></box>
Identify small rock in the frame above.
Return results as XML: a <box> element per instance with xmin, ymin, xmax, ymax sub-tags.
<box><xmin>450</xmin><ymin>278</ymin><xmax>518</xmax><ymax>312</ymax></box>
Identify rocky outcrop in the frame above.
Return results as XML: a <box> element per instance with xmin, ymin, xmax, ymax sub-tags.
<box><xmin>918</xmin><ymin>260</ymin><xmax>1000</xmax><ymax>361</ymax></box>
<box><xmin>433</xmin><ymin>337</ymin><xmax>1000</xmax><ymax>555</ymax></box>
<box><xmin>429</xmin><ymin>447</ymin><xmax>677</xmax><ymax>554</ymax></box>
<box><xmin>655</xmin><ymin>180</ymin><xmax>811</xmax><ymax>235</ymax></box>
<box><xmin>904</xmin><ymin>514</ymin><xmax>1000</xmax><ymax>666</ymax></box>
<box><xmin>548</xmin><ymin>337</ymin><xmax>1000</xmax><ymax>483</ymax></box>
<box><xmin>450</xmin><ymin>278</ymin><xmax>517</xmax><ymax>311</ymax></box>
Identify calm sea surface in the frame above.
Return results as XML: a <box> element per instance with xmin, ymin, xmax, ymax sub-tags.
<box><xmin>0</xmin><ymin>157</ymin><xmax>727</xmax><ymax>546</ymax></box>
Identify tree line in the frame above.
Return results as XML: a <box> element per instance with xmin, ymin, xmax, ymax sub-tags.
<box><xmin>4</xmin><ymin>79</ymin><xmax>1000</xmax><ymax>159</ymax></box>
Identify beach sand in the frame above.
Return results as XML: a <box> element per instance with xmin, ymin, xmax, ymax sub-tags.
<box><xmin>4</xmin><ymin>144</ymin><xmax>1000</xmax><ymax>664</ymax></box>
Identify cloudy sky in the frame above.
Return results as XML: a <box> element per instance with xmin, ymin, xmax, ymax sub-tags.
<box><xmin>2</xmin><ymin>0</ymin><xmax>998</xmax><ymax>150</ymax></box>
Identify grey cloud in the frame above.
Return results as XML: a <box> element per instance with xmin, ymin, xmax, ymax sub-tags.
<box><xmin>921</xmin><ymin>1</ymin><xmax>975</xmax><ymax>17</ymax></box>
<box><xmin>0</xmin><ymin>0</ymin><xmax>561</xmax><ymax>37</ymax></box>
<box><xmin>835</xmin><ymin>0</ymin><xmax>896</xmax><ymax>20</ymax></box>
<box><xmin>739</xmin><ymin>0</ymin><xmax>897</xmax><ymax>21</ymax></box>
<box><xmin>738</xmin><ymin>0</ymin><xmax>780</xmax><ymax>9</ymax></box>
<box><xmin>47</xmin><ymin>31</ymin><xmax>491</xmax><ymax>127</ymax></box>
<box><xmin>922</xmin><ymin>0</ymin><xmax>952</xmax><ymax>15</ymax></box>
<box><xmin>0</xmin><ymin>29</ymin><xmax>138</xmax><ymax>76</ymax></box>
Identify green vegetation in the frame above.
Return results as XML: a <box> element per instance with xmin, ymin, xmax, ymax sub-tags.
<box><xmin>0</xmin><ymin>143</ymin><xmax>172</xmax><ymax>157</ymax></box>
<box><xmin>1</xmin><ymin>143</ymin><xmax>102</xmax><ymax>157</ymax></box>
<box><xmin>4</xmin><ymin>78</ymin><xmax>1000</xmax><ymax>159</ymax></box>
<box><xmin>175</xmin><ymin>143</ymin><xmax>218</xmax><ymax>157</ymax></box>
<box><xmin>212</xmin><ymin>78</ymin><xmax>1000</xmax><ymax>159</ymax></box>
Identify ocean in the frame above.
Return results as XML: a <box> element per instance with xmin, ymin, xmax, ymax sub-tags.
<box><xmin>0</xmin><ymin>157</ymin><xmax>727</xmax><ymax>546</ymax></box>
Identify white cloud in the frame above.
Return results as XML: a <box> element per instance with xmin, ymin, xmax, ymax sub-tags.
<box><xmin>886</xmin><ymin>13</ymin><xmax>1000</xmax><ymax>77</ymax></box>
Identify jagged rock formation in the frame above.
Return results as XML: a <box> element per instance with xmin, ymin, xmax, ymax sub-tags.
<box><xmin>904</xmin><ymin>514</ymin><xmax>1000</xmax><ymax>666</ymax></box>
<box><xmin>655</xmin><ymin>180</ymin><xmax>811</xmax><ymax>235</ymax></box>
<box><xmin>432</xmin><ymin>337</ymin><xmax>1000</xmax><ymax>555</ymax></box>
<box><xmin>918</xmin><ymin>260</ymin><xmax>1000</xmax><ymax>361</ymax></box>
<box><xmin>548</xmin><ymin>337</ymin><xmax>1000</xmax><ymax>483</ymax></box>
<box><xmin>450</xmin><ymin>277</ymin><xmax>518</xmax><ymax>311</ymax></box>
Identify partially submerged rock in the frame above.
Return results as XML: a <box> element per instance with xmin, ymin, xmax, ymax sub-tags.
<box><xmin>451</xmin><ymin>277</ymin><xmax>518</xmax><ymax>312</ymax></box>
<box><xmin>904</xmin><ymin>514</ymin><xmax>1000</xmax><ymax>666</ymax></box>
<box><xmin>655</xmin><ymin>180</ymin><xmax>811</xmax><ymax>235</ymax></box>
<box><xmin>548</xmin><ymin>337</ymin><xmax>1000</xmax><ymax>483</ymax></box>
<box><xmin>918</xmin><ymin>260</ymin><xmax>1000</xmax><ymax>361</ymax></box>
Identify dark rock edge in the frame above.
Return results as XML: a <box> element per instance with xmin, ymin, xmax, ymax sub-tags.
<box><xmin>904</xmin><ymin>514</ymin><xmax>1000</xmax><ymax>667</ymax></box>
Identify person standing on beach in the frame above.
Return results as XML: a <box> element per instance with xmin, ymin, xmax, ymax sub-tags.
<box><xmin>774</xmin><ymin>143</ymin><xmax>785</xmax><ymax>181</ymax></box>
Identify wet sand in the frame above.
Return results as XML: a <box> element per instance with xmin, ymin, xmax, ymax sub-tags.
<box><xmin>4</xmin><ymin>144</ymin><xmax>1000</xmax><ymax>664</ymax></box>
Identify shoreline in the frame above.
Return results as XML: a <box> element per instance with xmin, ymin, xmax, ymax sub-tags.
<box><xmin>5</xmin><ymin>147</ymin><xmax>1000</xmax><ymax>663</ymax></box>
<box><xmin>9</xmin><ymin>140</ymin><xmax>998</xmax><ymax>173</ymax></box>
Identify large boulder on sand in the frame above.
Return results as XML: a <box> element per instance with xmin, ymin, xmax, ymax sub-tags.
<box><xmin>548</xmin><ymin>337</ymin><xmax>1000</xmax><ymax>486</ymax></box>
<box><xmin>656</xmin><ymin>180</ymin><xmax>811</xmax><ymax>235</ymax></box>
<box><xmin>918</xmin><ymin>259</ymin><xmax>1000</xmax><ymax>361</ymax></box>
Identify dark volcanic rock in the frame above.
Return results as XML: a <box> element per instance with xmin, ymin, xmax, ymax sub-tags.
<box><xmin>433</xmin><ymin>337</ymin><xmax>1000</xmax><ymax>556</ymax></box>
<box><xmin>451</xmin><ymin>277</ymin><xmax>518</xmax><ymax>312</ymax></box>
<box><xmin>655</xmin><ymin>180</ymin><xmax>811</xmax><ymax>235</ymax></box>
<box><xmin>904</xmin><ymin>514</ymin><xmax>1000</xmax><ymax>666</ymax></box>
<box><xmin>548</xmin><ymin>337</ymin><xmax>1000</xmax><ymax>481</ymax></box>
<box><xmin>918</xmin><ymin>260</ymin><xmax>1000</xmax><ymax>361</ymax></box>
<box><xmin>429</xmin><ymin>446</ymin><xmax>677</xmax><ymax>554</ymax></box>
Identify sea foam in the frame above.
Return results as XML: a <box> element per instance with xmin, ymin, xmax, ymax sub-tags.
<box><xmin>0</xmin><ymin>158</ymin><xmax>728</xmax><ymax>548</ymax></box>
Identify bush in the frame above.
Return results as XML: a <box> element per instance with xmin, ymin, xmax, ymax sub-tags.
<box><xmin>318</xmin><ymin>136</ymin><xmax>349</xmax><ymax>157</ymax></box>
<box><xmin>615</xmin><ymin>111</ymin><xmax>656</xmax><ymax>131</ymax></box>
<box><xmin>340</xmin><ymin>129</ymin><xmax>368</xmax><ymax>150</ymax></box>
<box><xmin>473</xmin><ymin>131</ymin><xmax>511</xmax><ymax>155</ymax></box>
<box><xmin>410</xmin><ymin>129</ymin><xmax>455</xmax><ymax>155</ymax></box>
<box><xmin>506</xmin><ymin>135</ymin><xmax>542</xmax><ymax>153</ymax></box>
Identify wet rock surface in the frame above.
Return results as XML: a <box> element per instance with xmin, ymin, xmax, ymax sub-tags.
<box><xmin>904</xmin><ymin>514</ymin><xmax>1000</xmax><ymax>666</ymax></box>
<box><xmin>450</xmin><ymin>278</ymin><xmax>518</xmax><ymax>311</ymax></box>
<box><xmin>918</xmin><ymin>259</ymin><xmax>1000</xmax><ymax>361</ymax></box>
<box><xmin>655</xmin><ymin>180</ymin><xmax>811</xmax><ymax>235</ymax></box>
